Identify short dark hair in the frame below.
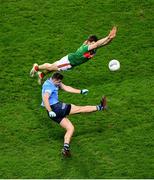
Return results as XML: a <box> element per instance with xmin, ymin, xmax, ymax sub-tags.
<box><xmin>87</xmin><ymin>35</ymin><xmax>98</xmax><ymax>42</ymax></box>
<box><xmin>52</xmin><ymin>72</ymin><xmax>64</xmax><ymax>80</ymax></box>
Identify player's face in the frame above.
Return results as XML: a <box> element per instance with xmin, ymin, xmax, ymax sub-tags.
<box><xmin>87</xmin><ymin>40</ymin><xmax>95</xmax><ymax>45</ymax></box>
<box><xmin>53</xmin><ymin>79</ymin><xmax>62</xmax><ymax>86</ymax></box>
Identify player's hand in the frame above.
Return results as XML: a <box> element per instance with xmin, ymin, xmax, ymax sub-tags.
<box><xmin>49</xmin><ymin>111</ymin><xmax>56</xmax><ymax>117</ymax></box>
<box><xmin>81</xmin><ymin>89</ymin><xmax>89</xmax><ymax>95</ymax></box>
<box><xmin>108</xmin><ymin>26</ymin><xmax>117</xmax><ymax>39</ymax></box>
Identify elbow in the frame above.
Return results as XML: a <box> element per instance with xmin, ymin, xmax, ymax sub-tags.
<box><xmin>43</xmin><ymin>94</ymin><xmax>49</xmax><ymax>102</ymax></box>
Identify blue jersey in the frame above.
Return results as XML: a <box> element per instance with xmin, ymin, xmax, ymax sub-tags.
<box><xmin>41</xmin><ymin>79</ymin><xmax>59</xmax><ymax>106</ymax></box>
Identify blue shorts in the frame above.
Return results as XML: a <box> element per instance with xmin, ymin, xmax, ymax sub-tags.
<box><xmin>47</xmin><ymin>102</ymin><xmax>71</xmax><ymax>123</ymax></box>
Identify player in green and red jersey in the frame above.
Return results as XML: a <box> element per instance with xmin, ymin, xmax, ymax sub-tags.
<box><xmin>30</xmin><ymin>26</ymin><xmax>117</xmax><ymax>84</ymax></box>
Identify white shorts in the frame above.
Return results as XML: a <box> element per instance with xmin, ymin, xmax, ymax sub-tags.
<box><xmin>55</xmin><ymin>55</ymin><xmax>72</xmax><ymax>71</ymax></box>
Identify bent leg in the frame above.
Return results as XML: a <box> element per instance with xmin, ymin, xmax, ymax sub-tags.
<box><xmin>69</xmin><ymin>104</ymin><xmax>97</xmax><ymax>115</ymax></box>
<box><xmin>38</xmin><ymin>55</ymin><xmax>72</xmax><ymax>72</ymax></box>
<box><xmin>60</xmin><ymin>117</ymin><xmax>74</xmax><ymax>144</ymax></box>
<box><xmin>38</xmin><ymin>62</ymin><xmax>58</xmax><ymax>71</ymax></box>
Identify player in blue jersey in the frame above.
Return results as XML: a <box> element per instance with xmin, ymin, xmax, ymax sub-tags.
<box><xmin>41</xmin><ymin>72</ymin><xmax>107</xmax><ymax>157</ymax></box>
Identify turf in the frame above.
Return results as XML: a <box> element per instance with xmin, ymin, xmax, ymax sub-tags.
<box><xmin>0</xmin><ymin>0</ymin><xmax>154</xmax><ymax>178</ymax></box>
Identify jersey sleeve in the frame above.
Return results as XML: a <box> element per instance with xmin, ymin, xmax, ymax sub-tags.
<box><xmin>42</xmin><ymin>85</ymin><xmax>53</xmax><ymax>96</ymax></box>
<box><xmin>82</xmin><ymin>44</ymin><xmax>89</xmax><ymax>53</ymax></box>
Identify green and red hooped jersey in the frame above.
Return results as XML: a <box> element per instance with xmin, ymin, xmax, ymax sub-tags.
<box><xmin>68</xmin><ymin>44</ymin><xmax>96</xmax><ymax>66</ymax></box>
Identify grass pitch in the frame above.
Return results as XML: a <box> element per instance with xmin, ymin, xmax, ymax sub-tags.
<box><xmin>0</xmin><ymin>0</ymin><xmax>154</xmax><ymax>178</ymax></box>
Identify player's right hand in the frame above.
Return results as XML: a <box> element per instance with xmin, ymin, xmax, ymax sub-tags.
<box><xmin>49</xmin><ymin>111</ymin><xmax>56</xmax><ymax>117</ymax></box>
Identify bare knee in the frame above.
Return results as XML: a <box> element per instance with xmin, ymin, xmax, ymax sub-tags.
<box><xmin>70</xmin><ymin>105</ymin><xmax>82</xmax><ymax>114</ymax></box>
<box><xmin>60</xmin><ymin>117</ymin><xmax>75</xmax><ymax>135</ymax></box>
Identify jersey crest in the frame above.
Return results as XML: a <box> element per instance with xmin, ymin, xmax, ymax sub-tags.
<box><xmin>83</xmin><ymin>49</ymin><xmax>96</xmax><ymax>59</ymax></box>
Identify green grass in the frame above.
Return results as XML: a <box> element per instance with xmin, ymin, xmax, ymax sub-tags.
<box><xmin>0</xmin><ymin>0</ymin><xmax>154</xmax><ymax>178</ymax></box>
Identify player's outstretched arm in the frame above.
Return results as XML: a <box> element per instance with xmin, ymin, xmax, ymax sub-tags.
<box><xmin>60</xmin><ymin>83</ymin><xmax>88</xmax><ymax>95</ymax></box>
<box><xmin>88</xmin><ymin>26</ymin><xmax>117</xmax><ymax>51</ymax></box>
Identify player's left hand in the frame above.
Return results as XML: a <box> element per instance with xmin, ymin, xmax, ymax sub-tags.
<box><xmin>81</xmin><ymin>89</ymin><xmax>89</xmax><ymax>95</ymax></box>
<box><xmin>108</xmin><ymin>26</ymin><xmax>117</xmax><ymax>39</ymax></box>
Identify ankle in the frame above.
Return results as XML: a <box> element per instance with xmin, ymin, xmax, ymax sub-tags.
<box><xmin>96</xmin><ymin>105</ymin><xmax>102</xmax><ymax>111</ymax></box>
<box><xmin>64</xmin><ymin>143</ymin><xmax>70</xmax><ymax>150</ymax></box>
<box><xmin>34</xmin><ymin>66</ymin><xmax>39</xmax><ymax>71</ymax></box>
<box><xmin>38</xmin><ymin>72</ymin><xmax>44</xmax><ymax>79</ymax></box>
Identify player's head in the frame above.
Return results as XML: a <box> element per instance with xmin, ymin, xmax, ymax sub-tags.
<box><xmin>87</xmin><ymin>35</ymin><xmax>98</xmax><ymax>43</ymax></box>
<box><xmin>52</xmin><ymin>72</ymin><xmax>63</xmax><ymax>85</ymax></box>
